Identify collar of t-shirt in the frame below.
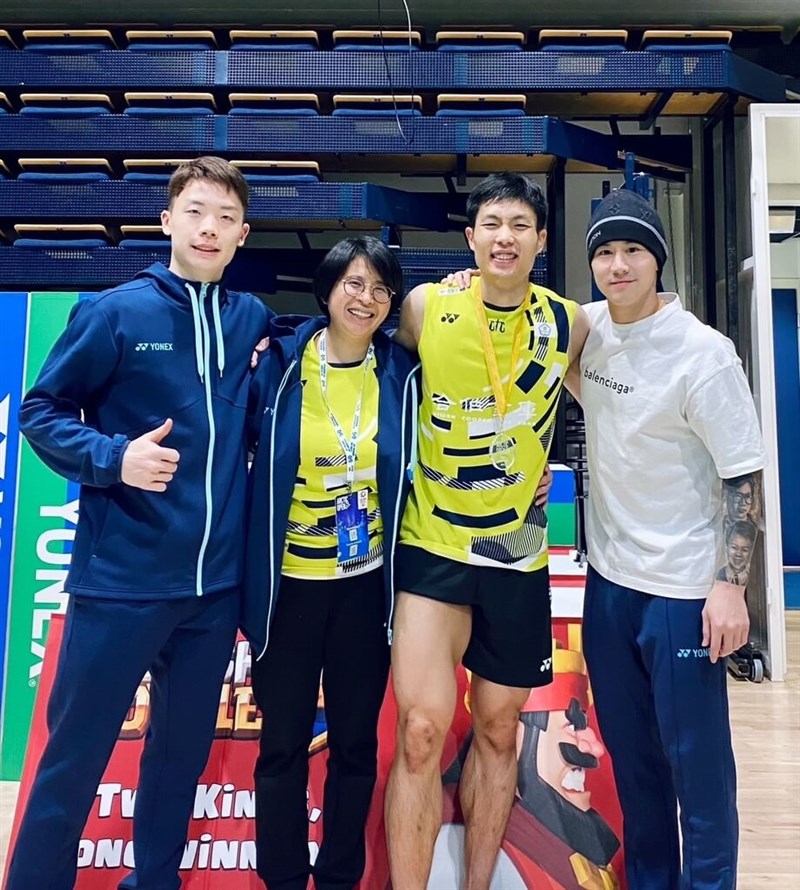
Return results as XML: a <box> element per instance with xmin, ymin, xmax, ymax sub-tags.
<box><xmin>608</xmin><ymin>292</ymin><xmax>681</xmax><ymax>332</ymax></box>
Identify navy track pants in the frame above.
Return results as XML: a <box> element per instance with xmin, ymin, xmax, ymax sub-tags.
<box><xmin>582</xmin><ymin>567</ymin><xmax>738</xmax><ymax>890</ymax></box>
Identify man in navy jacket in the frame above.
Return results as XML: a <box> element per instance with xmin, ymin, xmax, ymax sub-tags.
<box><xmin>7</xmin><ymin>157</ymin><xmax>272</xmax><ymax>890</ymax></box>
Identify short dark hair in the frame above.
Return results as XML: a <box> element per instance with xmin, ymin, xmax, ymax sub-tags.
<box><xmin>466</xmin><ymin>173</ymin><xmax>548</xmax><ymax>231</ymax></box>
<box><xmin>167</xmin><ymin>156</ymin><xmax>249</xmax><ymax>215</ymax></box>
<box><xmin>726</xmin><ymin>521</ymin><xmax>756</xmax><ymax>545</ymax></box>
<box><xmin>313</xmin><ymin>236</ymin><xmax>405</xmax><ymax>317</ymax></box>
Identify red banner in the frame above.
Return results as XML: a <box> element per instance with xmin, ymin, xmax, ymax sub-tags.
<box><xmin>6</xmin><ymin>614</ymin><xmax>624</xmax><ymax>889</ymax></box>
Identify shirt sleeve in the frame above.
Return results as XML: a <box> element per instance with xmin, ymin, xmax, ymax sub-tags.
<box><xmin>18</xmin><ymin>299</ymin><xmax>129</xmax><ymax>487</ymax></box>
<box><xmin>684</xmin><ymin>361</ymin><xmax>767</xmax><ymax>479</ymax></box>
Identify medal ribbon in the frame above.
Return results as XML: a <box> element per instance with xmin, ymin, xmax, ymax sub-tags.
<box><xmin>318</xmin><ymin>329</ymin><xmax>375</xmax><ymax>490</ymax></box>
<box><xmin>472</xmin><ymin>285</ymin><xmax>530</xmax><ymax>425</ymax></box>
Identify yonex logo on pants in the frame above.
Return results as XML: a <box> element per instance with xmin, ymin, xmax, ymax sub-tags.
<box><xmin>676</xmin><ymin>647</ymin><xmax>711</xmax><ymax>658</ymax></box>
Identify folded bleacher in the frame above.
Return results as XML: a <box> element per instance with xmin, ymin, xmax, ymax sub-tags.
<box><xmin>123</xmin><ymin>92</ymin><xmax>217</xmax><ymax>116</ymax></box>
<box><xmin>332</xmin><ymin>94</ymin><xmax>423</xmax><ymax>116</ymax></box>
<box><xmin>22</xmin><ymin>29</ymin><xmax>116</xmax><ymax>52</ymax></box>
<box><xmin>435</xmin><ymin>31</ymin><xmax>525</xmax><ymax>52</ymax></box>
<box><xmin>20</xmin><ymin>93</ymin><xmax>114</xmax><ymax>116</ymax></box>
<box><xmin>228</xmin><ymin>93</ymin><xmax>320</xmax><ymax>115</ymax></box>
<box><xmin>229</xmin><ymin>29</ymin><xmax>319</xmax><ymax>51</ymax></box>
<box><xmin>332</xmin><ymin>30</ymin><xmax>421</xmax><ymax>51</ymax></box>
<box><xmin>125</xmin><ymin>30</ymin><xmax>218</xmax><ymax>52</ymax></box>
<box><xmin>17</xmin><ymin>158</ymin><xmax>112</xmax><ymax>182</ymax></box>
<box><xmin>13</xmin><ymin>223</ymin><xmax>113</xmax><ymax>248</ymax></box>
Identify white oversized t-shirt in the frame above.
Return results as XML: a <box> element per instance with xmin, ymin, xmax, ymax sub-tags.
<box><xmin>581</xmin><ymin>294</ymin><xmax>766</xmax><ymax>600</ymax></box>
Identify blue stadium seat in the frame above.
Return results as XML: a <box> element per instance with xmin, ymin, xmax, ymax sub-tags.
<box><xmin>13</xmin><ymin>223</ymin><xmax>113</xmax><ymax>248</ymax></box>
<box><xmin>230</xmin><ymin>160</ymin><xmax>322</xmax><ymax>183</ymax></box>
<box><xmin>0</xmin><ymin>29</ymin><xmax>18</xmax><ymax>50</ymax></box>
<box><xmin>641</xmin><ymin>30</ymin><xmax>732</xmax><ymax>51</ymax></box>
<box><xmin>119</xmin><ymin>225</ymin><xmax>171</xmax><ymax>249</ymax></box>
<box><xmin>538</xmin><ymin>29</ymin><xmax>628</xmax><ymax>52</ymax></box>
<box><xmin>22</xmin><ymin>29</ymin><xmax>116</xmax><ymax>52</ymax></box>
<box><xmin>0</xmin><ymin>92</ymin><xmax>10</xmax><ymax>113</ymax></box>
<box><xmin>19</xmin><ymin>93</ymin><xmax>114</xmax><ymax>116</ymax></box>
<box><xmin>436</xmin><ymin>94</ymin><xmax>526</xmax><ymax>116</ymax></box>
<box><xmin>125</xmin><ymin>30</ymin><xmax>218</xmax><ymax>52</ymax></box>
<box><xmin>122</xmin><ymin>158</ymin><xmax>191</xmax><ymax>182</ymax></box>
<box><xmin>123</xmin><ymin>92</ymin><xmax>216</xmax><ymax>116</ymax></box>
<box><xmin>228</xmin><ymin>93</ymin><xmax>320</xmax><ymax>116</ymax></box>
<box><xmin>0</xmin><ymin>160</ymin><xmax>9</xmax><ymax>179</ymax></box>
<box><xmin>436</xmin><ymin>31</ymin><xmax>524</xmax><ymax>52</ymax></box>
<box><xmin>332</xmin><ymin>30</ymin><xmax>421</xmax><ymax>51</ymax></box>
<box><xmin>17</xmin><ymin>157</ymin><xmax>113</xmax><ymax>182</ymax></box>
<box><xmin>332</xmin><ymin>94</ymin><xmax>423</xmax><ymax>117</ymax></box>
<box><xmin>229</xmin><ymin>29</ymin><xmax>319</xmax><ymax>51</ymax></box>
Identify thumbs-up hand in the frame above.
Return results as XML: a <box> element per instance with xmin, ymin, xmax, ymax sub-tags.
<box><xmin>120</xmin><ymin>418</ymin><xmax>181</xmax><ymax>492</ymax></box>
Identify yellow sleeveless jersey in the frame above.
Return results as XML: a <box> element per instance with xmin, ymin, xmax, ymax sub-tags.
<box><xmin>400</xmin><ymin>279</ymin><xmax>577</xmax><ymax>571</ymax></box>
<box><xmin>283</xmin><ymin>336</ymin><xmax>383</xmax><ymax>579</ymax></box>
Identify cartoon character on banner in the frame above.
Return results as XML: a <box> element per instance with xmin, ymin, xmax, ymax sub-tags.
<box><xmin>429</xmin><ymin>640</ymin><xmax>622</xmax><ymax>890</ymax></box>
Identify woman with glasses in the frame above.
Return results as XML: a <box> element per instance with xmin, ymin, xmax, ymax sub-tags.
<box><xmin>242</xmin><ymin>236</ymin><xmax>419</xmax><ymax>890</ymax></box>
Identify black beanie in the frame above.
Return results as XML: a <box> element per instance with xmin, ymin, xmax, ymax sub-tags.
<box><xmin>586</xmin><ymin>190</ymin><xmax>669</xmax><ymax>272</ymax></box>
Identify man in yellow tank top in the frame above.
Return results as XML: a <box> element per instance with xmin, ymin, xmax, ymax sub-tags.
<box><xmin>387</xmin><ymin>173</ymin><xmax>590</xmax><ymax>889</ymax></box>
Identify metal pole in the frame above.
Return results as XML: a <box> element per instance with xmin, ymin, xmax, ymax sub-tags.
<box><xmin>702</xmin><ymin>119</ymin><xmax>718</xmax><ymax>329</ymax></box>
<box><xmin>722</xmin><ymin>102</ymin><xmax>739</xmax><ymax>349</ymax></box>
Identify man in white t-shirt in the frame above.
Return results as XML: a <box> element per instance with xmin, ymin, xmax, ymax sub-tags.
<box><xmin>569</xmin><ymin>189</ymin><xmax>766</xmax><ymax>890</ymax></box>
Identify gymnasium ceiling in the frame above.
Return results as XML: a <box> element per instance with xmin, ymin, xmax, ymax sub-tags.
<box><xmin>2</xmin><ymin>0</ymin><xmax>799</xmax><ymax>34</ymax></box>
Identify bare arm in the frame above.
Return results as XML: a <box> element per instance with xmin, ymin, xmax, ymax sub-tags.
<box><xmin>702</xmin><ymin>470</ymin><xmax>763</xmax><ymax>662</ymax></box>
<box><xmin>564</xmin><ymin>305</ymin><xmax>590</xmax><ymax>402</ymax></box>
<box><xmin>393</xmin><ymin>284</ymin><xmax>427</xmax><ymax>351</ymax></box>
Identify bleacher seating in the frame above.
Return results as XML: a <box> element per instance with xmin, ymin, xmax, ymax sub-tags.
<box><xmin>13</xmin><ymin>223</ymin><xmax>113</xmax><ymax>248</ymax></box>
<box><xmin>228</xmin><ymin>93</ymin><xmax>320</xmax><ymax>115</ymax></box>
<box><xmin>332</xmin><ymin>94</ymin><xmax>423</xmax><ymax>116</ymax></box>
<box><xmin>332</xmin><ymin>30</ymin><xmax>422</xmax><ymax>51</ymax></box>
<box><xmin>119</xmin><ymin>224</ymin><xmax>170</xmax><ymax>249</ymax></box>
<box><xmin>125</xmin><ymin>30</ymin><xmax>218</xmax><ymax>52</ymax></box>
<box><xmin>229</xmin><ymin>160</ymin><xmax>322</xmax><ymax>183</ymax></box>
<box><xmin>641</xmin><ymin>30</ymin><xmax>733</xmax><ymax>51</ymax></box>
<box><xmin>436</xmin><ymin>94</ymin><xmax>526</xmax><ymax>116</ymax></box>
<box><xmin>19</xmin><ymin>93</ymin><xmax>114</xmax><ymax>116</ymax></box>
<box><xmin>123</xmin><ymin>92</ymin><xmax>217</xmax><ymax>116</ymax></box>
<box><xmin>22</xmin><ymin>29</ymin><xmax>116</xmax><ymax>52</ymax></box>
<box><xmin>229</xmin><ymin>29</ymin><xmax>319</xmax><ymax>51</ymax></box>
<box><xmin>122</xmin><ymin>159</ymin><xmax>192</xmax><ymax>182</ymax></box>
<box><xmin>17</xmin><ymin>158</ymin><xmax>113</xmax><ymax>182</ymax></box>
<box><xmin>538</xmin><ymin>29</ymin><xmax>628</xmax><ymax>52</ymax></box>
<box><xmin>435</xmin><ymin>31</ymin><xmax>525</xmax><ymax>52</ymax></box>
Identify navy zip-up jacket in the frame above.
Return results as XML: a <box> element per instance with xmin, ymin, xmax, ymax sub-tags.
<box><xmin>242</xmin><ymin>315</ymin><xmax>419</xmax><ymax>660</ymax></box>
<box><xmin>18</xmin><ymin>262</ymin><xmax>272</xmax><ymax>600</ymax></box>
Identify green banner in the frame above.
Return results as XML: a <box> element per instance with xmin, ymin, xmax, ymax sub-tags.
<box><xmin>1</xmin><ymin>293</ymin><xmax>78</xmax><ymax>780</ymax></box>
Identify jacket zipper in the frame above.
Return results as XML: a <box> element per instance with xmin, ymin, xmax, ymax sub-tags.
<box><xmin>386</xmin><ymin>362</ymin><xmax>420</xmax><ymax>643</ymax></box>
<box><xmin>196</xmin><ymin>283</ymin><xmax>215</xmax><ymax>597</ymax></box>
<box><xmin>258</xmin><ymin>358</ymin><xmax>298</xmax><ymax>659</ymax></box>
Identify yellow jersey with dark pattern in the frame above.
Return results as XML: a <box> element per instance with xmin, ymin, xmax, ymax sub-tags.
<box><xmin>283</xmin><ymin>337</ymin><xmax>383</xmax><ymax>579</ymax></box>
<box><xmin>400</xmin><ymin>278</ymin><xmax>577</xmax><ymax>571</ymax></box>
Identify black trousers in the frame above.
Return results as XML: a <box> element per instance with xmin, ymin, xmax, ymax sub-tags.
<box><xmin>251</xmin><ymin>569</ymin><xmax>390</xmax><ymax>890</ymax></box>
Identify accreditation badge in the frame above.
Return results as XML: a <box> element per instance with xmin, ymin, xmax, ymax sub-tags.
<box><xmin>335</xmin><ymin>489</ymin><xmax>370</xmax><ymax>564</ymax></box>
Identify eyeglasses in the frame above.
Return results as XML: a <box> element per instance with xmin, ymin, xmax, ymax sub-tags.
<box><xmin>732</xmin><ymin>492</ymin><xmax>753</xmax><ymax>505</ymax></box>
<box><xmin>340</xmin><ymin>276</ymin><xmax>394</xmax><ymax>304</ymax></box>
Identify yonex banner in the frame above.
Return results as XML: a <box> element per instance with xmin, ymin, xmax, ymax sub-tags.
<box><xmin>0</xmin><ymin>292</ymin><xmax>91</xmax><ymax>780</ymax></box>
<box><xmin>0</xmin><ymin>293</ymin><xmax>30</xmax><ymax>734</ymax></box>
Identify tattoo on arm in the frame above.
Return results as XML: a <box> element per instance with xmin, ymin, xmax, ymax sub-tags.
<box><xmin>717</xmin><ymin>472</ymin><xmax>762</xmax><ymax>587</ymax></box>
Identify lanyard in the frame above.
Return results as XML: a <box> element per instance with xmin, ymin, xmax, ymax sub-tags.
<box><xmin>318</xmin><ymin>329</ymin><xmax>375</xmax><ymax>490</ymax></box>
<box><xmin>472</xmin><ymin>285</ymin><xmax>531</xmax><ymax>424</ymax></box>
